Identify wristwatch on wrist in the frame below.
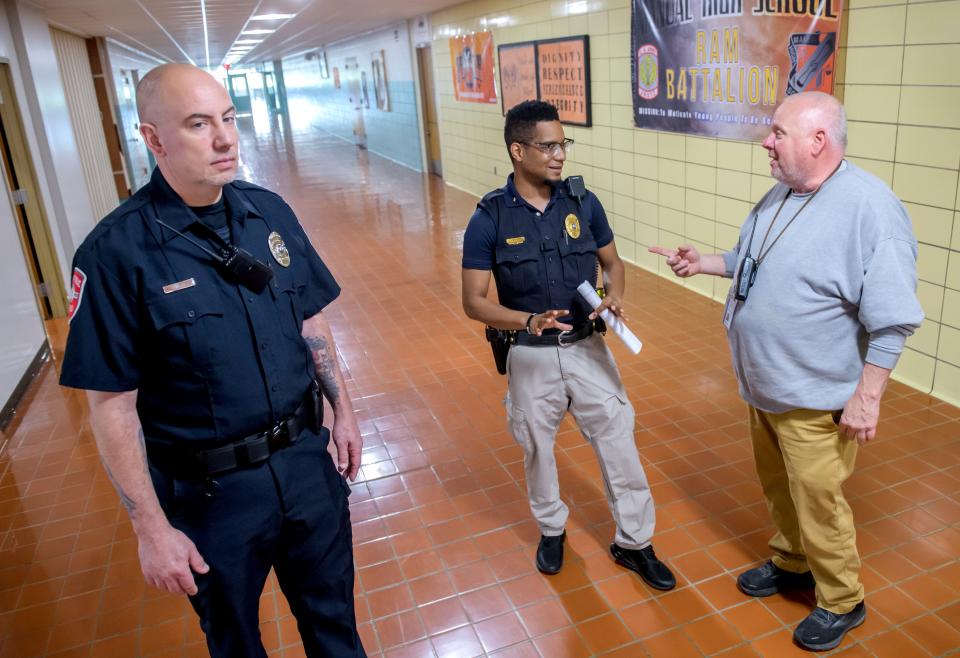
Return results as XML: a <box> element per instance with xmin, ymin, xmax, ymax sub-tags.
<box><xmin>525</xmin><ymin>313</ymin><xmax>535</xmax><ymax>334</ymax></box>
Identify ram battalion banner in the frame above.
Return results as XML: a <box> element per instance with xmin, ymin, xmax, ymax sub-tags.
<box><xmin>631</xmin><ymin>0</ymin><xmax>844</xmax><ymax>140</ymax></box>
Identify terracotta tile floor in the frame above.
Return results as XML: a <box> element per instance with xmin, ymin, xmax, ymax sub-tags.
<box><xmin>2</xmin><ymin>117</ymin><xmax>959</xmax><ymax>657</ymax></box>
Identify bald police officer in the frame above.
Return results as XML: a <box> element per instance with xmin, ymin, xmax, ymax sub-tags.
<box><xmin>462</xmin><ymin>100</ymin><xmax>675</xmax><ymax>590</ymax></box>
<box><xmin>60</xmin><ymin>64</ymin><xmax>365</xmax><ymax>657</ymax></box>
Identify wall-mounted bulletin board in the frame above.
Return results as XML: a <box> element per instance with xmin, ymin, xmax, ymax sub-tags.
<box><xmin>497</xmin><ymin>35</ymin><xmax>591</xmax><ymax>127</ymax></box>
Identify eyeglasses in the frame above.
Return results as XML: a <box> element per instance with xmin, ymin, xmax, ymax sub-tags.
<box><xmin>519</xmin><ymin>139</ymin><xmax>574</xmax><ymax>156</ymax></box>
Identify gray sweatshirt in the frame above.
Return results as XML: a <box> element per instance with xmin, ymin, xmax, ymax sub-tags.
<box><xmin>721</xmin><ymin>161</ymin><xmax>924</xmax><ymax>413</ymax></box>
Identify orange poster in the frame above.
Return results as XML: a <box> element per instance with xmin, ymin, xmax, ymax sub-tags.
<box><xmin>498</xmin><ymin>42</ymin><xmax>537</xmax><ymax>115</ymax></box>
<box><xmin>536</xmin><ymin>36</ymin><xmax>591</xmax><ymax>126</ymax></box>
<box><xmin>449</xmin><ymin>32</ymin><xmax>498</xmax><ymax>104</ymax></box>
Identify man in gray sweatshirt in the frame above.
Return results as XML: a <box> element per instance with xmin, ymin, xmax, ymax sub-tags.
<box><xmin>650</xmin><ymin>91</ymin><xmax>923</xmax><ymax>652</ymax></box>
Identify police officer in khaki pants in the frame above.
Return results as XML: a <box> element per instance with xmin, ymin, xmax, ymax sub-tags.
<box><xmin>651</xmin><ymin>91</ymin><xmax>923</xmax><ymax>651</ymax></box>
<box><xmin>461</xmin><ymin>100</ymin><xmax>675</xmax><ymax>590</ymax></box>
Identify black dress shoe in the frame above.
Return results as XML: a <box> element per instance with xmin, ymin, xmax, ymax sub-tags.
<box><xmin>609</xmin><ymin>543</ymin><xmax>676</xmax><ymax>591</ymax></box>
<box><xmin>536</xmin><ymin>532</ymin><xmax>565</xmax><ymax>575</ymax></box>
<box><xmin>793</xmin><ymin>602</ymin><xmax>866</xmax><ymax>651</ymax></box>
<box><xmin>737</xmin><ymin>560</ymin><xmax>816</xmax><ymax>597</ymax></box>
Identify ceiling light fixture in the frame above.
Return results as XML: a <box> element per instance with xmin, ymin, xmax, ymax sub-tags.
<box><xmin>241</xmin><ymin>29</ymin><xmax>275</xmax><ymax>35</ymax></box>
<box><xmin>200</xmin><ymin>0</ymin><xmax>210</xmax><ymax>68</ymax></box>
<box><xmin>234</xmin><ymin>39</ymin><xmax>263</xmax><ymax>44</ymax></box>
<box><xmin>249</xmin><ymin>13</ymin><xmax>295</xmax><ymax>20</ymax></box>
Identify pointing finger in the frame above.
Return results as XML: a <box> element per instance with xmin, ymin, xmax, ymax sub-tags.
<box><xmin>648</xmin><ymin>246</ymin><xmax>677</xmax><ymax>258</ymax></box>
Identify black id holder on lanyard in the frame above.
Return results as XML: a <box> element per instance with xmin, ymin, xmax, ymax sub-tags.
<box><xmin>735</xmin><ymin>255</ymin><xmax>758</xmax><ymax>301</ymax></box>
<box><xmin>735</xmin><ymin>216</ymin><xmax>761</xmax><ymax>302</ymax></box>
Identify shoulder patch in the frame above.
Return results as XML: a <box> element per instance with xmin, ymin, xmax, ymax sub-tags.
<box><xmin>67</xmin><ymin>267</ymin><xmax>87</xmax><ymax>323</ymax></box>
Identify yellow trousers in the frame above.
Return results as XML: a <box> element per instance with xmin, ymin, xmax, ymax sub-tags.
<box><xmin>749</xmin><ymin>406</ymin><xmax>864</xmax><ymax>614</ymax></box>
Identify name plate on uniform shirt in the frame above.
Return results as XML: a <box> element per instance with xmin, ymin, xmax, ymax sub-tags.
<box><xmin>162</xmin><ymin>278</ymin><xmax>197</xmax><ymax>294</ymax></box>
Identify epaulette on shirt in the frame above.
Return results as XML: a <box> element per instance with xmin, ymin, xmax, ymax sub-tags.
<box><xmin>231</xmin><ymin>179</ymin><xmax>283</xmax><ymax>200</ymax></box>
<box><xmin>479</xmin><ymin>187</ymin><xmax>505</xmax><ymax>207</ymax></box>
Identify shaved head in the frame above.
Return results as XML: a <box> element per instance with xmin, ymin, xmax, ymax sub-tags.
<box><xmin>136</xmin><ymin>63</ymin><xmax>223</xmax><ymax>124</ymax></box>
<box><xmin>135</xmin><ymin>63</ymin><xmax>239</xmax><ymax>205</ymax></box>
<box><xmin>779</xmin><ymin>91</ymin><xmax>847</xmax><ymax>150</ymax></box>
<box><xmin>762</xmin><ymin>91</ymin><xmax>847</xmax><ymax>192</ymax></box>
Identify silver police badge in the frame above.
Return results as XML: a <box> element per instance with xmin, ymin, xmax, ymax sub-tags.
<box><xmin>267</xmin><ymin>231</ymin><xmax>291</xmax><ymax>267</ymax></box>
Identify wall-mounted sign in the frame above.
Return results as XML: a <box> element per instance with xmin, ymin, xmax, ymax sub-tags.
<box><xmin>498</xmin><ymin>35</ymin><xmax>592</xmax><ymax>127</ymax></box>
<box><xmin>630</xmin><ymin>0</ymin><xmax>844</xmax><ymax>140</ymax></box>
<box><xmin>449</xmin><ymin>32</ymin><xmax>498</xmax><ymax>104</ymax></box>
<box><xmin>536</xmin><ymin>36</ymin><xmax>590</xmax><ymax>126</ymax></box>
<box><xmin>498</xmin><ymin>42</ymin><xmax>537</xmax><ymax>115</ymax></box>
<box><xmin>371</xmin><ymin>49</ymin><xmax>390</xmax><ymax>111</ymax></box>
<box><xmin>413</xmin><ymin>15</ymin><xmax>432</xmax><ymax>47</ymax></box>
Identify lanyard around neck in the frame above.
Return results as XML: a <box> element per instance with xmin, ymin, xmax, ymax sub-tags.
<box><xmin>743</xmin><ymin>162</ymin><xmax>843</xmax><ymax>264</ymax></box>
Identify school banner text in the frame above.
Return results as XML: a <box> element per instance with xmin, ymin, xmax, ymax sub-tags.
<box><xmin>631</xmin><ymin>0</ymin><xmax>844</xmax><ymax>140</ymax></box>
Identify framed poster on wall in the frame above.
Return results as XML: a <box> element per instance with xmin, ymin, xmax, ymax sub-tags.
<box><xmin>449</xmin><ymin>31</ymin><xmax>498</xmax><ymax>104</ymax></box>
<box><xmin>360</xmin><ymin>70</ymin><xmax>370</xmax><ymax>108</ymax></box>
<box><xmin>371</xmin><ymin>49</ymin><xmax>390</xmax><ymax>111</ymax></box>
<box><xmin>497</xmin><ymin>35</ymin><xmax>592</xmax><ymax>126</ymax></box>
<box><xmin>536</xmin><ymin>36</ymin><xmax>591</xmax><ymax>127</ymax></box>
<box><xmin>498</xmin><ymin>42</ymin><xmax>537</xmax><ymax>116</ymax></box>
<box><xmin>317</xmin><ymin>50</ymin><xmax>329</xmax><ymax>78</ymax></box>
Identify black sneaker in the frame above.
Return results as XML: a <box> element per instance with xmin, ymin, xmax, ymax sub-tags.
<box><xmin>609</xmin><ymin>543</ymin><xmax>676</xmax><ymax>591</ymax></box>
<box><xmin>536</xmin><ymin>532</ymin><xmax>565</xmax><ymax>575</ymax></box>
<box><xmin>737</xmin><ymin>560</ymin><xmax>816</xmax><ymax>597</ymax></box>
<box><xmin>793</xmin><ymin>602</ymin><xmax>866</xmax><ymax>651</ymax></box>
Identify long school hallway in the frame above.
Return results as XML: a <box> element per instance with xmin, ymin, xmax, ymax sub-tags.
<box><xmin>1</xmin><ymin>115</ymin><xmax>959</xmax><ymax>658</ymax></box>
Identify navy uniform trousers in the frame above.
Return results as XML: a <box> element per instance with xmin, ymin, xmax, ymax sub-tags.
<box><xmin>150</xmin><ymin>428</ymin><xmax>365</xmax><ymax>657</ymax></box>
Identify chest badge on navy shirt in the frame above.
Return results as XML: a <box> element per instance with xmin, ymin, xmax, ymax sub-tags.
<box><xmin>564</xmin><ymin>214</ymin><xmax>581</xmax><ymax>240</ymax></box>
<box><xmin>268</xmin><ymin>231</ymin><xmax>291</xmax><ymax>267</ymax></box>
<box><xmin>506</xmin><ymin>236</ymin><xmax>525</xmax><ymax>245</ymax></box>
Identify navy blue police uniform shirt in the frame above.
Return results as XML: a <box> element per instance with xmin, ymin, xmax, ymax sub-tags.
<box><xmin>462</xmin><ymin>174</ymin><xmax>614</xmax><ymax>326</ymax></box>
<box><xmin>59</xmin><ymin>167</ymin><xmax>340</xmax><ymax>446</ymax></box>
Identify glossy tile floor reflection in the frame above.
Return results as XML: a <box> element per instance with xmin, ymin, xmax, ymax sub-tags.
<box><xmin>2</xmin><ymin>116</ymin><xmax>960</xmax><ymax>658</ymax></box>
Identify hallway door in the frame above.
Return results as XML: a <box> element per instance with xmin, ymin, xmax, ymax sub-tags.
<box><xmin>227</xmin><ymin>73</ymin><xmax>253</xmax><ymax>114</ymax></box>
<box><xmin>0</xmin><ymin>64</ymin><xmax>67</xmax><ymax>319</ymax></box>
<box><xmin>417</xmin><ymin>46</ymin><xmax>442</xmax><ymax>176</ymax></box>
<box><xmin>262</xmin><ymin>71</ymin><xmax>279</xmax><ymax>113</ymax></box>
<box><xmin>344</xmin><ymin>58</ymin><xmax>366</xmax><ymax>149</ymax></box>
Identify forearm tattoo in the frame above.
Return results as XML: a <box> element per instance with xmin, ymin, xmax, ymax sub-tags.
<box><xmin>103</xmin><ymin>428</ymin><xmax>147</xmax><ymax>516</ymax></box>
<box><xmin>305</xmin><ymin>335</ymin><xmax>341</xmax><ymax>405</ymax></box>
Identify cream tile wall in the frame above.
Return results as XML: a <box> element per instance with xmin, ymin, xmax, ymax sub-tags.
<box><xmin>428</xmin><ymin>0</ymin><xmax>960</xmax><ymax>406</ymax></box>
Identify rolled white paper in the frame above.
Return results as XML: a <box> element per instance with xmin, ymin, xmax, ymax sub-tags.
<box><xmin>577</xmin><ymin>281</ymin><xmax>643</xmax><ymax>354</ymax></box>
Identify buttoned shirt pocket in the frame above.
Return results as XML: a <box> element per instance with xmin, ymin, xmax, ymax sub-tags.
<box><xmin>495</xmin><ymin>241</ymin><xmax>541</xmax><ymax>299</ymax></box>
<box><xmin>268</xmin><ymin>271</ymin><xmax>306</xmax><ymax>340</ymax></box>
<box><xmin>560</xmin><ymin>237</ymin><xmax>598</xmax><ymax>288</ymax></box>
<box><xmin>145</xmin><ymin>287</ymin><xmax>224</xmax><ymax>371</ymax></box>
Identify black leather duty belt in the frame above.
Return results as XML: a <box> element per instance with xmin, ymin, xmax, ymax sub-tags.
<box><xmin>514</xmin><ymin>321</ymin><xmax>595</xmax><ymax>347</ymax></box>
<box><xmin>148</xmin><ymin>384</ymin><xmax>321</xmax><ymax>478</ymax></box>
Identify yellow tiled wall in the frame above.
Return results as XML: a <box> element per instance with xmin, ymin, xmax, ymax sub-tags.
<box><xmin>428</xmin><ymin>0</ymin><xmax>960</xmax><ymax>406</ymax></box>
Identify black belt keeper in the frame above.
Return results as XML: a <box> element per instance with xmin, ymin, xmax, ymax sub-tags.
<box><xmin>148</xmin><ymin>382</ymin><xmax>323</xmax><ymax>478</ymax></box>
<box><xmin>514</xmin><ymin>320</ymin><xmax>596</xmax><ymax>347</ymax></box>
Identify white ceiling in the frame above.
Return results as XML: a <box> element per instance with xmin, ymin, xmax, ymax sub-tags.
<box><xmin>30</xmin><ymin>0</ymin><xmax>462</xmax><ymax>69</ymax></box>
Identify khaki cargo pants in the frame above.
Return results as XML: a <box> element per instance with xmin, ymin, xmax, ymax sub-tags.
<box><xmin>505</xmin><ymin>333</ymin><xmax>656</xmax><ymax>549</ymax></box>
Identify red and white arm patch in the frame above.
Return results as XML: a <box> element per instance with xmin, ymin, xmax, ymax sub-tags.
<box><xmin>67</xmin><ymin>267</ymin><xmax>87</xmax><ymax>323</ymax></box>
